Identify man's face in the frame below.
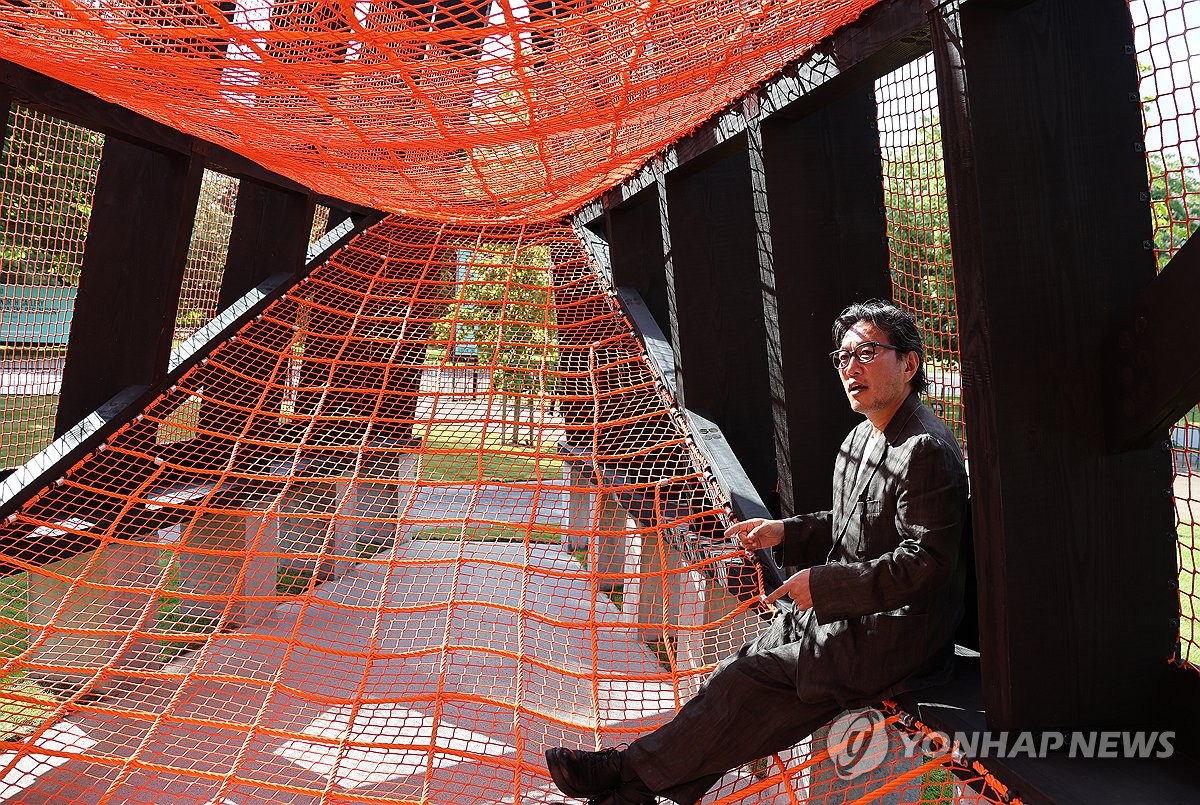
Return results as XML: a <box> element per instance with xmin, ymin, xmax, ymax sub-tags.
<box><xmin>837</xmin><ymin>321</ymin><xmax>915</xmax><ymax>426</ymax></box>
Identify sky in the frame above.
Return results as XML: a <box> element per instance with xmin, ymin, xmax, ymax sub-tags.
<box><xmin>1132</xmin><ymin>0</ymin><xmax>1200</xmax><ymax>159</ymax></box>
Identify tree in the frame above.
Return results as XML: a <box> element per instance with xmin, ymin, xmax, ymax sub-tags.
<box><xmin>1146</xmin><ymin>150</ymin><xmax>1200</xmax><ymax>269</ymax></box>
<box><xmin>431</xmin><ymin>242</ymin><xmax>557</xmax><ymax>444</ymax></box>
<box><xmin>881</xmin><ymin>114</ymin><xmax>959</xmax><ymax>365</ymax></box>
<box><xmin>175</xmin><ymin>172</ymin><xmax>239</xmax><ymax>336</ymax></box>
<box><xmin>0</xmin><ymin>107</ymin><xmax>104</xmax><ymax>286</ymax></box>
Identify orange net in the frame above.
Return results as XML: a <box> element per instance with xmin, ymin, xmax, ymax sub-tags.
<box><xmin>175</xmin><ymin>170</ymin><xmax>240</xmax><ymax>347</ymax></box>
<box><xmin>0</xmin><ymin>217</ymin><xmax>1000</xmax><ymax>802</ymax></box>
<box><xmin>0</xmin><ymin>0</ymin><xmax>881</xmax><ymax>223</ymax></box>
<box><xmin>1132</xmin><ymin>0</ymin><xmax>1200</xmax><ymax>671</ymax></box>
<box><xmin>876</xmin><ymin>53</ymin><xmax>965</xmax><ymax>454</ymax></box>
<box><xmin>0</xmin><ymin>106</ymin><xmax>102</xmax><ymax>468</ymax></box>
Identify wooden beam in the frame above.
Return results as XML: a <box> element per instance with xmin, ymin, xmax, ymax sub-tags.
<box><xmin>608</xmin><ymin>185</ymin><xmax>669</xmax><ymax>337</ymax></box>
<box><xmin>56</xmin><ymin>138</ymin><xmax>205</xmax><ymax>434</ymax></box>
<box><xmin>219</xmin><ymin>180</ymin><xmax>316</xmax><ymax>309</ymax></box>
<box><xmin>0</xmin><ymin>60</ymin><xmax>375</xmax><ymax>216</ymax></box>
<box><xmin>934</xmin><ymin>0</ymin><xmax>1176</xmax><ymax>730</ymax></box>
<box><xmin>1109</xmin><ymin>230</ymin><xmax>1200</xmax><ymax>448</ymax></box>
<box><xmin>759</xmin><ymin>86</ymin><xmax>892</xmax><ymax>519</ymax></box>
<box><xmin>665</xmin><ymin>136</ymin><xmax>779</xmax><ymax>512</ymax></box>
<box><xmin>770</xmin><ymin>0</ymin><xmax>932</xmax><ymax>119</ymax></box>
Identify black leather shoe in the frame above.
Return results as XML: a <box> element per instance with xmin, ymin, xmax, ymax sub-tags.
<box><xmin>544</xmin><ymin>746</ymin><xmax>623</xmax><ymax>798</ymax></box>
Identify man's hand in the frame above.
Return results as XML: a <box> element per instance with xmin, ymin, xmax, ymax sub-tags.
<box><xmin>764</xmin><ymin>569</ymin><xmax>813</xmax><ymax>610</ymax></box>
<box><xmin>724</xmin><ymin>518</ymin><xmax>785</xmax><ymax>553</ymax></box>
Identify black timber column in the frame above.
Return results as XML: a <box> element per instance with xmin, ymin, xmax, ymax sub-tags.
<box><xmin>934</xmin><ymin>0</ymin><xmax>1175</xmax><ymax>729</ymax></box>
<box><xmin>219</xmin><ymin>179</ymin><xmax>315</xmax><ymax>309</ymax></box>
<box><xmin>0</xmin><ymin>87</ymin><xmax>10</xmax><ymax>155</ymax></box>
<box><xmin>759</xmin><ymin>87</ymin><xmax>892</xmax><ymax>518</ymax></box>
<box><xmin>665</xmin><ymin>138</ymin><xmax>777</xmax><ymax>511</ymax></box>
<box><xmin>609</xmin><ymin>185</ymin><xmax>669</xmax><ymax>336</ymax></box>
<box><xmin>56</xmin><ymin>138</ymin><xmax>205</xmax><ymax>433</ymax></box>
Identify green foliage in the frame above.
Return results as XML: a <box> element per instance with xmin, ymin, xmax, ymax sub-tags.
<box><xmin>0</xmin><ymin>394</ymin><xmax>57</xmax><ymax>468</ymax></box>
<box><xmin>431</xmin><ymin>243</ymin><xmax>558</xmax><ymax>393</ymax></box>
<box><xmin>882</xmin><ymin>116</ymin><xmax>958</xmax><ymax>365</ymax></box>
<box><xmin>1139</xmin><ymin>59</ymin><xmax>1200</xmax><ymax>268</ymax></box>
<box><xmin>1146</xmin><ymin>151</ymin><xmax>1200</xmax><ymax>269</ymax></box>
<box><xmin>175</xmin><ymin>172</ymin><xmax>238</xmax><ymax>332</ymax></box>
<box><xmin>0</xmin><ymin>107</ymin><xmax>103</xmax><ymax>287</ymax></box>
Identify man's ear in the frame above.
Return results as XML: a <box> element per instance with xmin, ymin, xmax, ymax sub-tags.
<box><xmin>904</xmin><ymin>351</ymin><xmax>919</xmax><ymax>380</ymax></box>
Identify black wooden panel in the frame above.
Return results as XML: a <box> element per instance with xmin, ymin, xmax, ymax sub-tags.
<box><xmin>937</xmin><ymin>0</ymin><xmax>1176</xmax><ymax>729</ymax></box>
<box><xmin>609</xmin><ymin>185</ymin><xmax>669</xmax><ymax>336</ymax></box>
<box><xmin>1110</xmin><ymin>227</ymin><xmax>1200</xmax><ymax>448</ymax></box>
<box><xmin>220</xmin><ymin>180</ymin><xmax>315</xmax><ymax>308</ymax></box>
<box><xmin>761</xmin><ymin>86</ymin><xmax>891</xmax><ymax>518</ymax></box>
<box><xmin>56</xmin><ymin>138</ymin><xmax>205</xmax><ymax>433</ymax></box>
<box><xmin>666</xmin><ymin>136</ymin><xmax>778</xmax><ymax>511</ymax></box>
<box><xmin>0</xmin><ymin>86</ymin><xmax>11</xmax><ymax>155</ymax></box>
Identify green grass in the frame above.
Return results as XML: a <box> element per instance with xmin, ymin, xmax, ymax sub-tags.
<box><xmin>418</xmin><ymin>423</ymin><xmax>563</xmax><ymax>483</ymax></box>
<box><xmin>0</xmin><ymin>574</ymin><xmax>58</xmax><ymax>740</ymax></box>
<box><xmin>412</xmin><ymin>524</ymin><xmax>561</xmax><ymax>543</ymax></box>
<box><xmin>921</xmin><ymin>766</ymin><xmax>956</xmax><ymax>801</ymax></box>
<box><xmin>0</xmin><ymin>395</ymin><xmax>57</xmax><ymax>468</ymax></box>
<box><xmin>925</xmin><ymin>394</ymin><xmax>966</xmax><ymax>445</ymax></box>
<box><xmin>1180</xmin><ymin>523</ymin><xmax>1198</xmax><ymax>667</ymax></box>
<box><xmin>0</xmin><ymin>573</ymin><xmax>29</xmax><ymax>659</ymax></box>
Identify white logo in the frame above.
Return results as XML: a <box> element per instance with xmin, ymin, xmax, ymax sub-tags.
<box><xmin>827</xmin><ymin>708</ymin><xmax>890</xmax><ymax>779</ymax></box>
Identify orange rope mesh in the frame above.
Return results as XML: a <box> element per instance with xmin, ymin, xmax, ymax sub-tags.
<box><xmin>1132</xmin><ymin>0</ymin><xmax>1200</xmax><ymax>672</ymax></box>
<box><xmin>0</xmin><ymin>0</ymin><xmax>881</xmax><ymax>223</ymax></box>
<box><xmin>0</xmin><ymin>105</ymin><xmax>100</xmax><ymax>468</ymax></box>
<box><xmin>0</xmin><ymin>217</ymin><xmax>1005</xmax><ymax>802</ymax></box>
<box><xmin>175</xmin><ymin>170</ymin><xmax>240</xmax><ymax>348</ymax></box>
<box><xmin>0</xmin><ymin>0</ymin><xmax>1024</xmax><ymax>800</ymax></box>
<box><xmin>876</xmin><ymin>53</ymin><xmax>966</xmax><ymax>454</ymax></box>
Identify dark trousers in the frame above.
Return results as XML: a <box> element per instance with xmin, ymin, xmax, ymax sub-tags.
<box><xmin>623</xmin><ymin>608</ymin><xmax>841</xmax><ymax>805</ymax></box>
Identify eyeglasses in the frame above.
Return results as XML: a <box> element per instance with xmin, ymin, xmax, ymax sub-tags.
<box><xmin>829</xmin><ymin>341</ymin><xmax>901</xmax><ymax>370</ymax></box>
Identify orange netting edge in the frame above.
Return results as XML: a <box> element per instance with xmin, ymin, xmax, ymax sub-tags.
<box><xmin>0</xmin><ymin>0</ymin><xmax>885</xmax><ymax>223</ymax></box>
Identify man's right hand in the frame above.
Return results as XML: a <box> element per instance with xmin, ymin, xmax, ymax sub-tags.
<box><xmin>724</xmin><ymin>518</ymin><xmax>785</xmax><ymax>553</ymax></box>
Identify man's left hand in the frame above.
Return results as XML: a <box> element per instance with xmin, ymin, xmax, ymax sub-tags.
<box><xmin>763</xmin><ymin>569</ymin><xmax>812</xmax><ymax>610</ymax></box>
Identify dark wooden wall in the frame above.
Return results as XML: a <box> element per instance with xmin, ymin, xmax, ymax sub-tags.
<box><xmin>578</xmin><ymin>0</ymin><xmax>1192</xmax><ymax>769</ymax></box>
<box><xmin>934</xmin><ymin>0</ymin><xmax>1176</xmax><ymax>731</ymax></box>
<box><xmin>665</xmin><ymin>138</ymin><xmax>778</xmax><ymax>510</ymax></box>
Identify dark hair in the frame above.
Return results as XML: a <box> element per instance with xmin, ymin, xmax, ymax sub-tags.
<box><xmin>832</xmin><ymin>300</ymin><xmax>927</xmax><ymax>394</ymax></box>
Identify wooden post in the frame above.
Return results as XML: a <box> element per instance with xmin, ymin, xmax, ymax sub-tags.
<box><xmin>664</xmin><ymin>137</ymin><xmax>778</xmax><ymax>510</ymax></box>
<box><xmin>757</xmin><ymin>87</ymin><xmax>892</xmax><ymax>518</ymax></box>
<box><xmin>0</xmin><ymin>87</ymin><xmax>10</xmax><ymax>156</ymax></box>
<box><xmin>56</xmin><ymin>138</ymin><xmax>205</xmax><ymax>434</ymax></box>
<box><xmin>608</xmin><ymin>186</ymin><xmax>669</xmax><ymax>336</ymax></box>
<box><xmin>933</xmin><ymin>0</ymin><xmax>1176</xmax><ymax>729</ymax></box>
<box><xmin>220</xmin><ymin>180</ymin><xmax>315</xmax><ymax>309</ymax></box>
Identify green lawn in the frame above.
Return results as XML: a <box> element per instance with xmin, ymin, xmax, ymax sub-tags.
<box><xmin>0</xmin><ymin>395</ymin><xmax>57</xmax><ymax>469</ymax></box>
<box><xmin>418</xmin><ymin>423</ymin><xmax>563</xmax><ymax>483</ymax></box>
<box><xmin>0</xmin><ymin>574</ymin><xmax>57</xmax><ymax>740</ymax></box>
<box><xmin>1180</xmin><ymin>523</ymin><xmax>1198</xmax><ymax>667</ymax></box>
<box><xmin>411</xmin><ymin>523</ymin><xmax>560</xmax><ymax>543</ymax></box>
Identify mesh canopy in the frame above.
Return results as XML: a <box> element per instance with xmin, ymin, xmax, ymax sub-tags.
<box><xmin>0</xmin><ymin>218</ymin><xmax>1001</xmax><ymax>802</ymax></box>
<box><xmin>0</xmin><ymin>0</ymin><xmax>879</xmax><ymax>222</ymax></box>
